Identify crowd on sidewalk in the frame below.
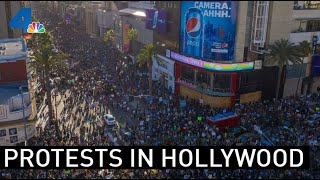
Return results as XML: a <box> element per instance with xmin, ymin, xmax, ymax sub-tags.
<box><xmin>1</xmin><ymin>7</ymin><xmax>320</xmax><ymax>179</ymax></box>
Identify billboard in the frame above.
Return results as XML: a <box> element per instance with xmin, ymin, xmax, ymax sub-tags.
<box><xmin>171</xmin><ymin>52</ymin><xmax>254</xmax><ymax>72</ymax></box>
<box><xmin>311</xmin><ymin>55</ymin><xmax>320</xmax><ymax>76</ymax></box>
<box><xmin>180</xmin><ymin>1</ymin><xmax>238</xmax><ymax>61</ymax></box>
<box><xmin>146</xmin><ymin>9</ymin><xmax>167</xmax><ymax>32</ymax></box>
<box><xmin>123</xmin><ymin>24</ymin><xmax>130</xmax><ymax>52</ymax></box>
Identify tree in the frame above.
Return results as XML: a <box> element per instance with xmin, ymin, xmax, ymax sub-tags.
<box><xmin>29</xmin><ymin>32</ymin><xmax>68</xmax><ymax>125</ymax></box>
<box><xmin>137</xmin><ymin>43</ymin><xmax>156</xmax><ymax>95</ymax></box>
<box><xmin>128</xmin><ymin>28</ymin><xmax>138</xmax><ymax>42</ymax></box>
<box><xmin>299</xmin><ymin>40</ymin><xmax>312</xmax><ymax>57</ymax></box>
<box><xmin>104</xmin><ymin>29</ymin><xmax>114</xmax><ymax>45</ymax></box>
<box><xmin>128</xmin><ymin>28</ymin><xmax>139</xmax><ymax>81</ymax></box>
<box><xmin>266</xmin><ymin>39</ymin><xmax>304</xmax><ymax>99</ymax></box>
<box><xmin>32</xmin><ymin>14</ymin><xmax>36</xmax><ymax>22</ymax></box>
<box><xmin>128</xmin><ymin>28</ymin><xmax>138</xmax><ymax>54</ymax></box>
<box><xmin>295</xmin><ymin>40</ymin><xmax>312</xmax><ymax>95</ymax></box>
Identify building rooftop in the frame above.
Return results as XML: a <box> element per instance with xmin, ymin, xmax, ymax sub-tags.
<box><xmin>0</xmin><ymin>82</ymin><xmax>28</xmax><ymax>104</ymax></box>
<box><xmin>119</xmin><ymin>8</ymin><xmax>146</xmax><ymax>17</ymax></box>
<box><xmin>0</xmin><ymin>38</ymin><xmax>27</xmax><ymax>63</ymax></box>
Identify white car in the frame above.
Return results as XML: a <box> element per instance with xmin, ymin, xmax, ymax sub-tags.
<box><xmin>104</xmin><ymin>114</ymin><xmax>116</xmax><ymax>126</ymax></box>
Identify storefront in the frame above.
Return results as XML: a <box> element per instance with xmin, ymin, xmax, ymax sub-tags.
<box><xmin>152</xmin><ymin>54</ymin><xmax>175</xmax><ymax>92</ymax></box>
<box><xmin>171</xmin><ymin>52</ymin><xmax>256</xmax><ymax>108</ymax></box>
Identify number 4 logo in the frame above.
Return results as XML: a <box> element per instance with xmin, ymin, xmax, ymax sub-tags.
<box><xmin>9</xmin><ymin>8</ymin><xmax>32</xmax><ymax>33</ymax></box>
<box><xmin>10</xmin><ymin>8</ymin><xmax>45</xmax><ymax>34</ymax></box>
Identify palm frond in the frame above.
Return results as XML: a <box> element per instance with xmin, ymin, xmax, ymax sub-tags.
<box><xmin>266</xmin><ymin>38</ymin><xmax>304</xmax><ymax>67</ymax></box>
<box><xmin>128</xmin><ymin>28</ymin><xmax>138</xmax><ymax>41</ymax></box>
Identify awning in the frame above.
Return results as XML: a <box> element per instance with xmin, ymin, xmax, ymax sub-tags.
<box><xmin>118</xmin><ymin>8</ymin><xmax>146</xmax><ymax>17</ymax></box>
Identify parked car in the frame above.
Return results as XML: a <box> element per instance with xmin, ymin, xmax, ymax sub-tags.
<box><xmin>104</xmin><ymin>114</ymin><xmax>116</xmax><ymax>126</ymax></box>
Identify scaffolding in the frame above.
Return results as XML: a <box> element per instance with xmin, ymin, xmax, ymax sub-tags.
<box><xmin>250</xmin><ymin>1</ymin><xmax>270</xmax><ymax>54</ymax></box>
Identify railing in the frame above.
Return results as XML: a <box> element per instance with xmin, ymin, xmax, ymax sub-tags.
<box><xmin>176</xmin><ymin>78</ymin><xmax>234</xmax><ymax>96</ymax></box>
<box><xmin>0</xmin><ymin>104</ymin><xmax>32</xmax><ymax>122</ymax></box>
<box><xmin>291</xmin><ymin>29</ymin><xmax>320</xmax><ymax>33</ymax></box>
<box><xmin>294</xmin><ymin>3</ymin><xmax>320</xmax><ymax>10</ymax></box>
<box><xmin>0</xmin><ymin>105</ymin><xmax>7</xmax><ymax>120</ymax></box>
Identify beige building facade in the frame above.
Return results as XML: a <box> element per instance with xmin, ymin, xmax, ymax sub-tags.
<box><xmin>0</xmin><ymin>1</ymin><xmax>23</xmax><ymax>39</ymax></box>
<box><xmin>85</xmin><ymin>1</ymin><xmax>101</xmax><ymax>36</ymax></box>
<box><xmin>233</xmin><ymin>1</ymin><xmax>320</xmax><ymax>97</ymax></box>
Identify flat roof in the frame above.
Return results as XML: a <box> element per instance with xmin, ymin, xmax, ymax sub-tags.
<box><xmin>119</xmin><ymin>8</ymin><xmax>146</xmax><ymax>17</ymax></box>
<box><xmin>0</xmin><ymin>38</ymin><xmax>27</xmax><ymax>63</ymax></box>
<box><xmin>0</xmin><ymin>82</ymin><xmax>28</xmax><ymax>104</ymax></box>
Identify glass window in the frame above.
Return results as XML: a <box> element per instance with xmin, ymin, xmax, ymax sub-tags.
<box><xmin>212</xmin><ymin>74</ymin><xmax>231</xmax><ymax>90</ymax></box>
<box><xmin>197</xmin><ymin>71</ymin><xmax>210</xmax><ymax>89</ymax></box>
<box><xmin>181</xmin><ymin>66</ymin><xmax>194</xmax><ymax>82</ymax></box>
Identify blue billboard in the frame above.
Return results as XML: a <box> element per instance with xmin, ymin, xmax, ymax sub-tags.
<box><xmin>146</xmin><ymin>9</ymin><xmax>167</xmax><ymax>33</ymax></box>
<box><xmin>180</xmin><ymin>1</ymin><xmax>238</xmax><ymax>61</ymax></box>
<box><xmin>311</xmin><ymin>55</ymin><xmax>320</xmax><ymax>76</ymax></box>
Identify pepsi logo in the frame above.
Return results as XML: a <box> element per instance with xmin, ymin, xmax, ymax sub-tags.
<box><xmin>221</xmin><ymin>43</ymin><xmax>228</xmax><ymax>48</ymax></box>
<box><xmin>186</xmin><ymin>17</ymin><xmax>201</xmax><ymax>38</ymax></box>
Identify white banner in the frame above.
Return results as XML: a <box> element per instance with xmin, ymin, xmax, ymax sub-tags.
<box><xmin>0</xmin><ymin>123</ymin><xmax>36</xmax><ymax>146</ymax></box>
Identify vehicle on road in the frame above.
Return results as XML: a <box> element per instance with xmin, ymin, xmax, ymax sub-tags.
<box><xmin>104</xmin><ymin>114</ymin><xmax>116</xmax><ymax>126</ymax></box>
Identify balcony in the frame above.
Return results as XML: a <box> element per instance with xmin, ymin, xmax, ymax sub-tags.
<box><xmin>290</xmin><ymin>31</ymin><xmax>320</xmax><ymax>44</ymax></box>
<box><xmin>176</xmin><ymin>78</ymin><xmax>234</xmax><ymax>97</ymax></box>
<box><xmin>294</xmin><ymin>2</ymin><xmax>320</xmax><ymax>10</ymax></box>
<box><xmin>293</xmin><ymin>3</ymin><xmax>320</xmax><ymax>20</ymax></box>
<box><xmin>0</xmin><ymin>83</ymin><xmax>32</xmax><ymax>124</ymax></box>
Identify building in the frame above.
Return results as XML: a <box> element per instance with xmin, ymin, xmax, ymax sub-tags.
<box><xmin>151</xmin><ymin>1</ymin><xmax>180</xmax><ymax>93</ymax></box>
<box><xmin>0</xmin><ymin>38</ymin><xmax>36</xmax><ymax>145</ymax></box>
<box><xmin>85</xmin><ymin>1</ymin><xmax>101</xmax><ymax>36</ymax></box>
<box><xmin>0</xmin><ymin>1</ymin><xmax>23</xmax><ymax>39</ymax></box>
<box><xmin>150</xmin><ymin>1</ymin><xmax>320</xmax><ymax>108</ymax></box>
<box><xmin>285</xmin><ymin>1</ymin><xmax>320</xmax><ymax>96</ymax></box>
<box><xmin>118</xmin><ymin>1</ymin><xmax>155</xmax><ymax>59</ymax></box>
<box><xmin>96</xmin><ymin>1</ymin><xmax>128</xmax><ymax>39</ymax></box>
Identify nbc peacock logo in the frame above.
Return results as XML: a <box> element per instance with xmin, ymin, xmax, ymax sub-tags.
<box><xmin>27</xmin><ymin>22</ymin><xmax>45</xmax><ymax>33</ymax></box>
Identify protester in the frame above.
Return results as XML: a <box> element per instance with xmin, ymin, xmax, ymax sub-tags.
<box><xmin>1</xmin><ymin>8</ymin><xmax>319</xmax><ymax>179</ymax></box>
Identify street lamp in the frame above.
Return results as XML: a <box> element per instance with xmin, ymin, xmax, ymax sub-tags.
<box><xmin>53</xmin><ymin>80</ymin><xmax>58</xmax><ymax>121</ymax></box>
<box><xmin>20</xmin><ymin>85</ymin><xmax>28</xmax><ymax>146</ymax></box>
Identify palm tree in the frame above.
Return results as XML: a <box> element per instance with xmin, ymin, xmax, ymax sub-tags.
<box><xmin>30</xmin><ymin>32</ymin><xmax>68</xmax><ymax>125</ymax></box>
<box><xmin>299</xmin><ymin>40</ymin><xmax>312</xmax><ymax>57</ymax></box>
<box><xmin>266</xmin><ymin>39</ymin><xmax>304</xmax><ymax>99</ymax></box>
<box><xmin>32</xmin><ymin>15</ymin><xmax>36</xmax><ymax>21</ymax></box>
<box><xmin>137</xmin><ymin>43</ymin><xmax>156</xmax><ymax>95</ymax></box>
<box><xmin>295</xmin><ymin>40</ymin><xmax>312</xmax><ymax>95</ymax></box>
<box><xmin>104</xmin><ymin>29</ymin><xmax>114</xmax><ymax>45</ymax></box>
<box><xmin>128</xmin><ymin>28</ymin><xmax>138</xmax><ymax>54</ymax></box>
<box><xmin>128</xmin><ymin>28</ymin><xmax>138</xmax><ymax>80</ymax></box>
<box><xmin>128</xmin><ymin>28</ymin><xmax>138</xmax><ymax>43</ymax></box>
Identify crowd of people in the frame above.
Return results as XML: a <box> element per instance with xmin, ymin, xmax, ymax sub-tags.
<box><xmin>1</xmin><ymin>4</ymin><xmax>320</xmax><ymax>179</ymax></box>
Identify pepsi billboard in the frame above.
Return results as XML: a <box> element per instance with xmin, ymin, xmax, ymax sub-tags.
<box><xmin>180</xmin><ymin>1</ymin><xmax>238</xmax><ymax>61</ymax></box>
<box><xmin>146</xmin><ymin>9</ymin><xmax>167</xmax><ymax>32</ymax></box>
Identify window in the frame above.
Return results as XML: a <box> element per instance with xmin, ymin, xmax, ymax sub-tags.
<box><xmin>306</xmin><ymin>20</ymin><xmax>320</xmax><ymax>32</ymax></box>
<box><xmin>197</xmin><ymin>71</ymin><xmax>210</xmax><ymax>89</ymax></box>
<box><xmin>212</xmin><ymin>74</ymin><xmax>231</xmax><ymax>90</ymax></box>
<box><xmin>181</xmin><ymin>66</ymin><xmax>194</xmax><ymax>82</ymax></box>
